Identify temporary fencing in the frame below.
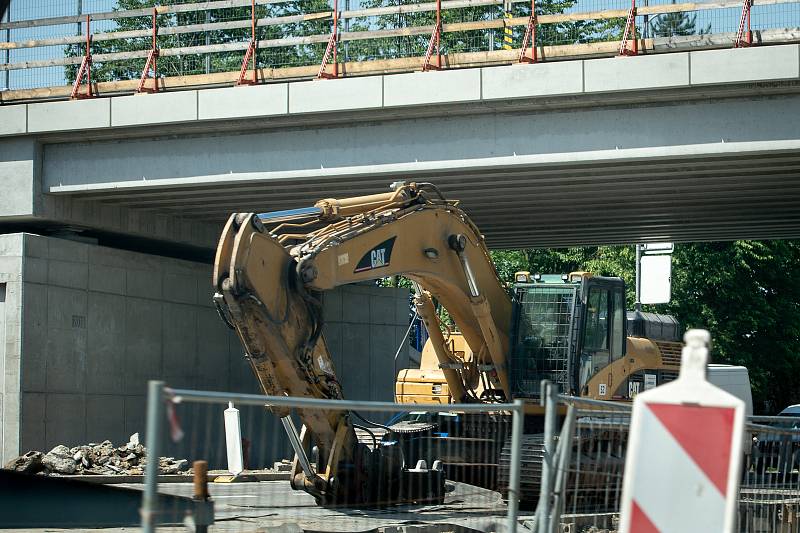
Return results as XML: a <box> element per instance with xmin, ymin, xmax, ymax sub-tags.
<box><xmin>2</xmin><ymin>0</ymin><xmax>800</xmax><ymax>96</ymax></box>
<box><xmin>140</xmin><ymin>380</ymin><xmax>527</xmax><ymax>533</ymax></box>
<box><xmin>533</xmin><ymin>386</ymin><xmax>800</xmax><ymax>533</ymax></box>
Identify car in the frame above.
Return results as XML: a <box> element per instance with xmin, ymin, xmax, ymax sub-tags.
<box><xmin>750</xmin><ymin>404</ymin><xmax>800</xmax><ymax>477</ymax></box>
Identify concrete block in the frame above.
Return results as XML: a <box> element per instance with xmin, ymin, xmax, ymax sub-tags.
<box><xmin>86</xmin><ymin>292</ymin><xmax>126</xmax><ymax>395</ymax></box>
<box><xmin>86</xmin><ymin>395</ymin><xmax>126</xmax><ymax>445</ymax></box>
<box><xmin>0</xmin><ymin>164</ymin><xmax>34</xmax><ymax>218</ymax></box>
<box><xmin>21</xmin><ymin>392</ymin><xmax>46</xmax><ymax>453</ymax></box>
<box><xmin>342</xmin><ymin>288</ymin><xmax>370</xmax><ymax>324</ymax></box>
<box><xmin>198</xmin><ymin>84</ymin><xmax>288</xmax><ymax>120</ymax></box>
<box><xmin>111</xmin><ymin>91</ymin><xmax>198</xmax><ymax>127</ymax></box>
<box><xmin>45</xmin><ymin>393</ymin><xmax>86</xmax><ymax>448</ymax></box>
<box><xmin>28</xmin><ymin>98</ymin><xmax>111</xmax><ymax>132</ymax></box>
<box><xmin>323</xmin><ymin>289</ymin><xmax>343</xmax><ymax>322</ymax></box>
<box><xmin>371</xmin><ymin>296</ymin><xmax>397</xmax><ymax>325</ymax></box>
<box><xmin>196</xmin><ymin>308</ymin><xmax>231</xmax><ymax>390</ymax></box>
<box><xmin>127</xmin><ymin>269</ymin><xmax>162</xmax><ymax>300</ymax></box>
<box><xmin>0</xmin><ymin>105</ymin><xmax>27</xmax><ymax>136</ymax></box>
<box><xmin>47</xmin><ymin>238</ymin><xmax>88</xmax><ymax>263</ymax></box>
<box><xmin>23</xmin><ymin>234</ymin><xmax>48</xmax><ymax>259</ymax></box>
<box><xmin>394</xmin><ymin>325</ymin><xmax>410</xmax><ymax>370</ymax></box>
<box><xmin>396</xmin><ymin>294</ymin><xmax>410</xmax><ymax>326</ymax></box>
<box><xmin>196</xmin><ymin>275</ymin><xmax>213</xmax><ymax>308</ymax></box>
<box><xmin>322</xmin><ymin>322</ymin><xmax>343</xmax><ymax>372</ymax></box>
<box><xmin>340</xmin><ymin>324</ymin><xmax>370</xmax><ymax>400</ymax></box>
<box><xmin>123</xmin><ymin>396</ymin><xmax>147</xmax><ymax>440</ymax></box>
<box><xmin>482</xmin><ymin>62</ymin><xmax>583</xmax><ymax>99</ymax></box>
<box><xmin>23</xmin><ymin>257</ymin><xmax>48</xmax><ymax>284</ymax></box>
<box><xmin>162</xmin><ymin>303</ymin><xmax>198</xmax><ymax>378</ymax></box>
<box><xmin>370</xmin><ymin>325</ymin><xmax>396</xmax><ymax>402</ymax></box>
<box><xmin>0</xmin><ymin>257</ymin><xmax>21</xmax><ymax>279</ymax></box>
<box><xmin>384</xmin><ymin>69</ymin><xmax>481</xmax><ymax>107</ymax></box>
<box><xmin>88</xmin><ymin>245</ymin><xmax>132</xmax><ymax>268</ymax></box>
<box><xmin>89</xmin><ymin>263</ymin><xmax>126</xmax><ymax>295</ymax></box>
<box><xmin>585</xmin><ymin>53</ymin><xmax>690</xmax><ymax>92</ymax></box>
<box><xmin>690</xmin><ymin>45</ymin><xmax>800</xmax><ymax>85</ymax></box>
<box><xmin>163</xmin><ymin>273</ymin><xmax>196</xmax><ymax>304</ymax></box>
<box><xmin>45</xmin><ymin>327</ymin><xmax>87</xmax><ymax>394</ymax></box>
<box><xmin>289</xmin><ymin>76</ymin><xmax>383</xmax><ymax>114</ymax></box>
<box><xmin>0</xmin><ymin>233</ymin><xmax>23</xmax><ymax>257</ymax></box>
<box><xmin>46</xmin><ymin>286</ymin><xmax>87</xmax><ymax>331</ymax></box>
<box><xmin>123</xmin><ymin>298</ymin><xmax>162</xmax><ymax>395</ymax></box>
<box><xmin>21</xmin><ymin>283</ymin><xmax>47</xmax><ymax>392</ymax></box>
<box><xmin>48</xmin><ymin>259</ymin><xmax>89</xmax><ymax>290</ymax></box>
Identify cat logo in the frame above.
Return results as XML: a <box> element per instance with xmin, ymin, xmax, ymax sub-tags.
<box><xmin>371</xmin><ymin>248</ymin><xmax>387</xmax><ymax>268</ymax></box>
<box><xmin>354</xmin><ymin>237</ymin><xmax>396</xmax><ymax>273</ymax></box>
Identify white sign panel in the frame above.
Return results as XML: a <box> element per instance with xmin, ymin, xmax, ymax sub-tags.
<box><xmin>644</xmin><ymin>373</ymin><xmax>657</xmax><ymax>390</ymax></box>
<box><xmin>643</xmin><ymin>242</ymin><xmax>674</xmax><ymax>254</ymax></box>
<box><xmin>619</xmin><ymin>330</ymin><xmax>745</xmax><ymax>533</ymax></box>
<box><xmin>640</xmin><ymin>254</ymin><xmax>671</xmax><ymax>304</ymax></box>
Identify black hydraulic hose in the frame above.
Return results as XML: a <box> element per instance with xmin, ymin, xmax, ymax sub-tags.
<box><xmin>352</xmin><ymin>423</ymin><xmax>377</xmax><ymax>448</ymax></box>
<box><xmin>352</xmin><ymin>411</ymin><xmax>393</xmax><ymax>432</ymax></box>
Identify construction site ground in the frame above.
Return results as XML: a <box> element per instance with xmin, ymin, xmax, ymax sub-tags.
<box><xmin>9</xmin><ymin>480</ymin><xmax>526</xmax><ymax>533</ymax></box>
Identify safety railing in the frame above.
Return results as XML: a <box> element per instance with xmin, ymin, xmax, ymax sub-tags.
<box><xmin>141</xmin><ymin>380</ymin><xmax>526</xmax><ymax>533</ymax></box>
<box><xmin>534</xmin><ymin>384</ymin><xmax>800</xmax><ymax>533</ymax></box>
<box><xmin>2</xmin><ymin>0</ymin><xmax>800</xmax><ymax>99</ymax></box>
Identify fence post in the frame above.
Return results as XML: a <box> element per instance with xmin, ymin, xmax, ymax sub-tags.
<box><xmin>538</xmin><ymin>382</ymin><xmax>557</xmax><ymax>532</ymax></box>
<box><xmin>506</xmin><ymin>399</ymin><xmax>525</xmax><ymax>533</ymax></box>
<box><xmin>548</xmin><ymin>404</ymin><xmax>575</xmax><ymax>533</ymax></box>
<box><xmin>141</xmin><ymin>380</ymin><xmax>165</xmax><ymax>533</ymax></box>
<box><xmin>536</xmin><ymin>380</ymin><xmax>557</xmax><ymax>533</ymax></box>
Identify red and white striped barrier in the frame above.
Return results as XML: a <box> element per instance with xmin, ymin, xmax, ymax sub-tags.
<box><xmin>619</xmin><ymin>329</ymin><xmax>745</xmax><ymax>533</ymax></box>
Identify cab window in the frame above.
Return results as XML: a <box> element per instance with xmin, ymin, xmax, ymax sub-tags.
<box><xmin>584</xmin><ymin>289</ymin><xmax>609</xmax><ymax>351</ymax></box>
<box><xmin>583</xmin><ymin>286</ymin><xmax>625</xmax><ymax>360</ymax></box>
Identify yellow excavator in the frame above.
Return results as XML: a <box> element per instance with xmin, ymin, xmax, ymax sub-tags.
<box><xmin>213</xmin><ymin>182</ymin><xmax>681</xmax><ymax>506</ymax></box>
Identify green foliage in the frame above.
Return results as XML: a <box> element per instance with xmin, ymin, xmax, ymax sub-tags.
<box><xmin>65</xmin><ymin>0</ymin><xmax>331</xmax><ymax>83</ymax></box>
<box><xmin>491</xmin><ymin>241</ymin><xmax>800</xmax><ymax>413</ymax></box>
<box><xmin>648</xmin><ymin>10</ymin><xmax>710</xmax><ymax>37</ymax></box>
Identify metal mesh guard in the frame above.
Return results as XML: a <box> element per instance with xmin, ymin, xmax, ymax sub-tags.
<box><xmin>511</xmin><ymin>285</ymin><xmax>576</xmax><ymax>398</ymax></box>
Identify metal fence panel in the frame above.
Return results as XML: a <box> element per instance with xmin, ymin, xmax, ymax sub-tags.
<box><xmin>142</xmin><ymin>381</ymin><xmax>526</xmax><ymax>533</ymax></box>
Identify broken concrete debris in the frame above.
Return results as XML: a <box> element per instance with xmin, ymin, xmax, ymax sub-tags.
<box><xmin>2</xmin><ymin>433</ymin><xmax>189</xmax><ymax>476</ymax></box>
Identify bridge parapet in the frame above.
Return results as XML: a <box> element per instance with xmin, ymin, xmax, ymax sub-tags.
<box><xmin>1</xmin><ymin>0</ymin><xmax>799</xmax><ymax>102</ymax></box>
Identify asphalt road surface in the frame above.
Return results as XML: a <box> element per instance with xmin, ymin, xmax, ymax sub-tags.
<box><xmin>9</xmin><ymin>479</ymin><xmax>527</xmax><ymax>533</ymax></box>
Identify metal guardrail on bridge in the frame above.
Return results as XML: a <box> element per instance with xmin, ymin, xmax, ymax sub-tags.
<box><xmin>1</xmin><ymin>0</ymin><xmax>799</xmax><ymax>101</ymax></box>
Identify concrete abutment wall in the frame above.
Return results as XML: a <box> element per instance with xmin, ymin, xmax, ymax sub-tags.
<box><xmin>0</xmin><ymin>233</ymin><xmax>410</xmax><ymax>468</ymax></box>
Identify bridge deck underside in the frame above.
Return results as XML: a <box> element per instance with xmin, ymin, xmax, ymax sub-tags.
<box><xmin>62</xmin><ymin>149</ymin><xmax>800</xmax><ymax>249</ymax></box>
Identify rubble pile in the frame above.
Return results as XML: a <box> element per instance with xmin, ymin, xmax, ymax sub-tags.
<box><xmin>2</xmin><ymin>433</ymin><xmax>189</xmax><ymax>476</ymax></box>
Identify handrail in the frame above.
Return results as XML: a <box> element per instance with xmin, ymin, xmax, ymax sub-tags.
<box><xmin>2</xmin><ymin>0</ymin><xmax>796</xmax><ymax>72</ymax></box>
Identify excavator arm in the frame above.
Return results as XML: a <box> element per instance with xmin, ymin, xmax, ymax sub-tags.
<box><xmin>213</xmin><ymin>183</ymin><xmax>512</xmax><ymax>505</ymax></box>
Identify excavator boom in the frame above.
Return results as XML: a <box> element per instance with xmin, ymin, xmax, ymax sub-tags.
<box><xmin>213</xmin><ymin>183</ymin><xmax>513</xmax><ymax>505</ymax></box>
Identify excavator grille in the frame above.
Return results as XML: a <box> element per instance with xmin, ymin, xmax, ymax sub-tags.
<box><xmin>654</xmin><ymin>341</ymin><xmax>682</xmax><ymax>367</ymax></box>
<box><xmin>510</xmin><ymin>285</ymin><xmax>578</xmax><ymax>398</ymax></box>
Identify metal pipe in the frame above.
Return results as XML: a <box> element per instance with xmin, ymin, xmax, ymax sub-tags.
<box><xmin>459</xmin><ymin>252</ymin><xmax>480</xmax><ymax>298</ymax></box>
<box><xmin>536</xmin><ymin>380</ymin><xmax>557</xmax><ymax>533</ymax></box>
<box><xmin>141</xmin><ymin>380</ymin><xmax>165</xmax><ymax>533</ymax></box>
<box><xmin>505</xmin><ymin>399</ymin><xmax>525</xmax><ymax>533</ymax></box>
<box><xmin>3</xmin><ymin>0</ymin><xmax>9</xmax><ymax>91</ymax></box>
<box><xmin>280</xmin><ymin>416</ymin><xmax>316</xmax><ymax>480</ymax></box>
<box><xmin>548</xmin><ymin>405</ymin><xmax>575</xmax><ymax>533</ymax></box>
<box><xmin>411</xmin><ymin>284</ymin><xmax>468</xmax><ymax>402</ymax></box>
<box><xmin>168</xmin><ymin>387</ymin><xmax>517</xmax><ymax>413</ymax></box>
<box><xmin>634</xmin><ymin>243</ymin><xmax>642</xmax><ymax>312</ymax></box>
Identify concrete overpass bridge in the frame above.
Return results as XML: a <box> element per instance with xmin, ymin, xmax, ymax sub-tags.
<box><xmin>2</xmin><ymin>44</ymin><xmax>800</xmax><ymax>251</ymax></box>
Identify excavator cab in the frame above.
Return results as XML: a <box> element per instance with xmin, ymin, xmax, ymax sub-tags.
<box><xmin>509</xmin><ymin>272</ymin><xmax>626</xmax><ymax>399</ymax></box>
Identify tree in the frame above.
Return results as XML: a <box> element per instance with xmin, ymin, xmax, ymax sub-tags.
<box><xmin>491</xmin><ymin>241</ymin><xmax>800</xmax><ymax>414</ymax></box>
<box><xmin>648</xmin><ymin>9</ymin><xmax>710</xmax><ymax>37</ymax></box>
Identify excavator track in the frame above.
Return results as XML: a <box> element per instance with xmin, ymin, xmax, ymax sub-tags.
<box><xmin>497</xmin><ymin>434</ymin><xmax>546</xmax><ymax>510</ymax></box>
